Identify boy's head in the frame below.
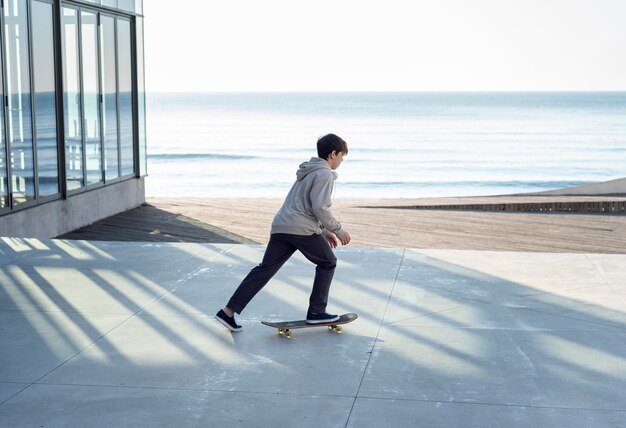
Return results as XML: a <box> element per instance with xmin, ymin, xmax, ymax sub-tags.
<box><xmin>317</xmin><ymin>134</ymin><xmax>348</xmax><ymax>160</ymax></box>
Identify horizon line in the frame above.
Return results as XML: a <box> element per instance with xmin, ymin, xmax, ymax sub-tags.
<box><xmin>145</xmin><ymin>89</ymin><xmax>626</xmax><ymax>94</ymax></box>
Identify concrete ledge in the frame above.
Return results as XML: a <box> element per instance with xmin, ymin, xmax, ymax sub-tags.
<box><xmin>519</xmin><ymin>176</ymin><xmax>626</xmax><ymax>196</ymax></box>
<box><xmin>0</xmin><ymin>178</ymin><xmax>145</xmax><ymax>238</ymax></box>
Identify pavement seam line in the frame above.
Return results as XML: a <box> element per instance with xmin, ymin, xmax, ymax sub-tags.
<box><xmin>354</xmin><ymin>395</ymin><xmax>626</xmax><ymax>412</ymax></box>
<box><xmin>344</xmin><ymin>247</ymin><xmax>406</xmax><ymax>428</ymax></box>
<box><xmin>585</xmin><ymin>254</ymin><xmax>626</xmax><ymax>310</ymax></box>
<box><xmin>27</xmin><ymin>381</ymin><xmax>357</xmax><ymax>399</ymax></box>
<box><xmin>18</xmin><ymin>382</ymin><xmax>626</xmax><ymax>413</ymax></box>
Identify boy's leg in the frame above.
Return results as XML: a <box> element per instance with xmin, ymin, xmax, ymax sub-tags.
<box><xmin>226</xmin><ymin>234</ymin><xmax>296</xmax><ymax>314</ymax></box>
<box><xmin>293</xmin><ymin>234</ymin><xmax>337</xmax><ymax>314</ymax></box>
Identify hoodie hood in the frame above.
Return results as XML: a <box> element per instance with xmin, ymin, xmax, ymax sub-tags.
<box><xmin>296</xmin><ymin>157</ymin><xmax>338</xmax><ymax>181</ymax></box>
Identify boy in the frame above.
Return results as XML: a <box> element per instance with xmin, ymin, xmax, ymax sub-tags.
<box><xmin>215</xmin><ymin>133</ymin><xmax>351</xmax><ymax>332</ymax></box>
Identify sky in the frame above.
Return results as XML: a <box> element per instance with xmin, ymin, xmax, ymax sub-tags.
<box><xmin>143</xmin><ymin>0</ymin><xmax>626</xmax><ymax>92</ymax></box>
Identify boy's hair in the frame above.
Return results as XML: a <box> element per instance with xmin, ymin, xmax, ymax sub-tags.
<box><xmin>317</xmin><ymin>134</ymin><xmax>348</xmax><ymax>160</ymax></box>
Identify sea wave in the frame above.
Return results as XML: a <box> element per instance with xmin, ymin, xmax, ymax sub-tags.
<box><xmin>341</xmin><ymin>180</ymin><xmax>591</xmax><ymax>188</ymax></box>
<box><xmin>148</xmin><ymin>153</ymin><xmax>259</xmax><ymax>160</ymax></box>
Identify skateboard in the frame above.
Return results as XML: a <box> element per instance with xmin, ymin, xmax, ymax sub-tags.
<box><xmin>261</xmin><ymin>313</ymin><xmax>358</xmax><ymax>339</ymax></box>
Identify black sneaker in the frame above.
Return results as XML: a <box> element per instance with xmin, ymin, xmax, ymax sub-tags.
<box><xmin>215</xmin><ymin>309</ymin><xmax>243</xmax><ymax>332</ymax></box>
<box><xmin>306</xmin><ymin>312</ymin><xmax>340</xmax><ymax>324</ymax></box>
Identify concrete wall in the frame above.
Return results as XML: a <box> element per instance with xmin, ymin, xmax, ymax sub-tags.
<box><xmin>518</xmin><ymin>177</ymin><xmax>626</xmax><ymax>196</ymax></box>
<box><xmin>0</xmin><ymin>178</ymin><xmax>145</xmax><ymax>238</ymax></box>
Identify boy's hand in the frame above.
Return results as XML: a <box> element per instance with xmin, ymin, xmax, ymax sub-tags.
<box><xmin>326</xmin><ymin>233</ymin><xmax>340</xmax><ymax>248</ymax></box>
<box><xmin>338</xmin><ymin>231</ymin><xmax>351</xmax><ymax>246</ymax></box>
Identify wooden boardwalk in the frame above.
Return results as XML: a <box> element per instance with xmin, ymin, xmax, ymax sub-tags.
<box><xmin>57</xmin><ymin>202</ymin><xmax>256</xmax><ymax>244</ymax></box>
<box><xmin>58</xmin><ymin>196</ymin><xmax>626</xmax><ymax>254</ymax></box>
<box><xmin>370</xmin><ymin>195</ymin><xmax>626</xmax><ymax>214</ymax></box>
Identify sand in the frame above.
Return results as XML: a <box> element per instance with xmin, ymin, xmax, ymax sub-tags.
<box><xmin>146</xmin><ymin>196</ymin><xmax>626</xmax><ymax>253</ymax></box>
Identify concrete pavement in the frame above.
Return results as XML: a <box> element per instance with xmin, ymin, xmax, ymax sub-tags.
<box><xmin>1</xmin><ymin>238</ymin><xmax>625</xmax><ymax>427</ymax></box>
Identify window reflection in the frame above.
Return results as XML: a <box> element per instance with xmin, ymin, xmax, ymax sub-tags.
<box><xmin>4</xmin><ymin>0</ymin><xmax>35</xmax><ymax>206</ymax></box>
<box><xmin>61</xmin><ymin>7</ymin><xmax>83</xmax><ymax>191</ymax></box>
<box><xmin>117</xmin><ymin>19</ymin><xmax>134</xmax><ymax>177</ymax></box>
<box><xmin>81</xmin><ymin>11</ymin><xmax>102</xmax><ymax>186</ymax></box>
<box><xmin>0</xmin><ymin>71</ymin><xmax>6</xmax><ymax>208</ymax></box>
<box><xmin>32</xmin><ymin>1</ymin><xmax>60</xmax><ymax>197</ymax></box>
<box><xmin>101</xmin><ymin>15</ymin><xmax>119</xmax><ymax>181</ymax></box>
<box><xmin>136</xmin><ymin>17</ymin><xmax>147</xmax><ymax>177</ymax></box>
<box><xmin>1</xmin><ymin>1</ymin><xmax>141</xmax><ymax>212</ymax></box>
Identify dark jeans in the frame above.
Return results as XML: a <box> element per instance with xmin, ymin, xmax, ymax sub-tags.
<box><xmin>227</xmin><ymin>233</ymin><xmax>337</xmax><ymax>315</ymax></box>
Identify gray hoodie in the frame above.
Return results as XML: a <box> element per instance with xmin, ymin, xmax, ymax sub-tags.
<box><xmin>271</xmin><ymin>157</ymin><xmax>346</xmax><ymax>238</ymax></box>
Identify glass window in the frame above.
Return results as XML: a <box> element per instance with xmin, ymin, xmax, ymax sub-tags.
<box><xmin>136</xmin><ymin>17</ymin><xmax>147</xmax><ymax>177</ymax></box>
<box><xmin>32</xmin><ymin>0</ymin><xmax>60</xmax><ymax>198</ymax></box>
<box><xmin>4</xmin><ymin>0</ymin><xmax>35</xmax><ymax>206</ymax></box>
<box><xmin>0</xmin><ymin>64</ymin><xmax>6</xmax><ymax>209</ymax></box>
<box><xmin>61</xmin><ymin>7</ymin><xmax>83</xmax><ymax>190</ymax></box>
<box><xmin>100</xmin><ymin>15</ymin><xmax>118</xmax><ymax>180</ymax></box>
<box><xmin>118</xmin><ymin>0</ymin><xmax>134</xmax><ymax>13</ymax></box>
<box><xmin>81</xmin><ymin>11</ymin><xmax>102</xmax><ymax>186</ymax></box>
<box><xmin>117</xmin><ymin>18</ymin><xmax>134</xmax><ymax>177</ymax></box>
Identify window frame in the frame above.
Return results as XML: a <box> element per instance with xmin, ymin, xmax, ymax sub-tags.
<box><xmin>63</xmin><ymin>2</ymin><xmax>137</xmax><ymax>196</ymax></box>
<box><xmin>79</xmin><ymin>7</ymin><xmax>105</xmax><ymax>190</ymax></box>
<box><xmin>29</xmin><ymin>0</ymin><xmax>62</xmax><ymax>204</ymax></box>
<box><xmin>0</xmin><ymin>0</ymin><xmax>141</xmax><ymax>216</ymax></box>
<box><xmin>115</xmin><ymin>15</ymin><xmax>135</xmax><ymax>180</ymax></box>
<box><xmin>99</xmin><ymin>11</ymin><xmax>121</xmax><ymax>184</ymax></box>
<box><xmin>0</xmin><ymin>4</ymin><xmax>8</xmax><ymax>215</ymax></box>
<box><xmin>3</xmin><ymin>0</ymin><xmax>38</xmax><ymax>211</ymax></box>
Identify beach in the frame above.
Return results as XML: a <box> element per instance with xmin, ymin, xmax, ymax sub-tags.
<box><xmin>141</xmin><ymin>196</ymin><xmax>626</xmax><ymax>254</ymax></box>
<box><xmin>134</xmin><ymin>91</ymin><xmax>626</xmax><ymax>253</ymax></box>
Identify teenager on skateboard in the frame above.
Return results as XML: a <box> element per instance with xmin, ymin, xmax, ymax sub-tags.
<box><xmin>215</xmin><ymin>134</ymin><xmax>351</xmax><ymax>332</ymax></box>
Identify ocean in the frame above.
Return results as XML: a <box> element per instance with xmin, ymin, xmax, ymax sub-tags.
<box><xmin>145</xmin><ymin>92</ymin><xmax>626</xmax><ymax>199</ymax></box>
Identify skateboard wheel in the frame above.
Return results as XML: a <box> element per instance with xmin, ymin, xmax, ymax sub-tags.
<box><xmin>335</xmin><ymin>326</ymin><xmax>343</xmax><ymax>333</ymax></box>
<box><xmin>285</xmin><ymin>331</ymin><xmax>293</xmax><ymax>339</ymax></box>
<box><xmin>278</xmin><ymin>329</ymin><xmax>284</xmax><ymax>336</ymax></box>
<box><xmin>328</xmin><ymin>325</ymin><xmax>333</xmax><ymax>331</ymax></box>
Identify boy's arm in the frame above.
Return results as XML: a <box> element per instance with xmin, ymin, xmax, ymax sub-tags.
<box><xmin>310</xmin><ymin>173</ymin><xmax>348</xmax><ymax>240</ymax></box>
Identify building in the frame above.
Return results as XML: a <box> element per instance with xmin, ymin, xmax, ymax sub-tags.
<box><xmin>0</xmin><ymin>0</ymin><xmax>146</xmax><ymax>237</ymax></box>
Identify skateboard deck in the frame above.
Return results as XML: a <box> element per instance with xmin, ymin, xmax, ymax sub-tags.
<box><xmin>261</xmin><ymin>313</ymin><xmax>358</xmax><ymax>339</ymax></box>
